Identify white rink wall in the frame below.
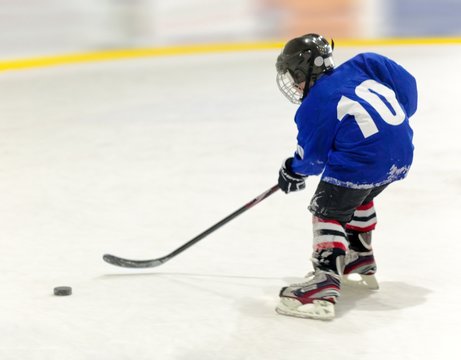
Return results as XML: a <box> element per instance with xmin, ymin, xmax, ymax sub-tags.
<box><xmin>1</xmin><ymin>0</ymin><xmax>265</xmax><ymax>58</ymax></box>
<box><xmin>1</xmin><ymin>0</ymin><xmax>460</xmax><ymax>59</ymax></box>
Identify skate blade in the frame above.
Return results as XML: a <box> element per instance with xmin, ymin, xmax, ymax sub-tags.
<box><xmin>276</xmin><ymin>298</ymin><xmax>335</xmax><ymax>320</ymax></box>
<box><xmin>342</xmin><ymin>273</ymin><xmax>379</xmax><ymax>290</ymax></box>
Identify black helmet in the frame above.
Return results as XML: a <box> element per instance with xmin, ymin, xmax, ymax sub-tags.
<box><xmin>276</xmin><ymin>33</ymin><xmax>334</xmax><ymax>104</ymax></box>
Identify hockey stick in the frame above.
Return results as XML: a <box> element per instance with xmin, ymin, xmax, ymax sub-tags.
<box><xmin>103</xmin><ymin>184</ymin><xmax>280</xmax><ymax>268</ymax></box>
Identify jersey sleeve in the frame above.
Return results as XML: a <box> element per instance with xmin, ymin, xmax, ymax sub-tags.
<box><xmin>290</xmin><ymin>93</ymin><xmax>338</xmax><ymax>176</ymax></box>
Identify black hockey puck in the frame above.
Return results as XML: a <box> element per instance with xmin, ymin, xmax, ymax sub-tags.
<box><xmin>53</xmin><ymin>286</ymin><xmax>72</xmax><ymax>296</ymax></box>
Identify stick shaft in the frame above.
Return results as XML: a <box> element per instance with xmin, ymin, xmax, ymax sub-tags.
<box><xmin>103</xmin><ymin>184</ymin><xmax>280</xmax><ymax>268</ymax></box>
<box><xmin>166</xmin><ymin>184</ymin><xmax>280</xmax><ymax>258</ymax></box>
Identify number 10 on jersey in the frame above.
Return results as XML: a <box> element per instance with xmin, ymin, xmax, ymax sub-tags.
<box><xmin>337</xmin><ymin>79</ymin><xmax>406</xmax><ymax>138</ymax></box>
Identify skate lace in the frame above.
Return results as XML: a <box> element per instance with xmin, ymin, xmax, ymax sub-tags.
<box><xmin>288</xmin><ymin>271</ymin><xmax>317</xmax><ymax>287</ymax></box>
<box><xmin>345</xmin><ymin>249</ymin><xmax>373</xmax><ymax>264</ymax></box>
<box><xmin>345</xmin><ymin>251</ymin><xmax>358</xmax><ymax>264</ymax></box>
<box><xmin>291</xmin><ymin>270</ymin><xmax>339</xmax><ymax>287</ymax></box>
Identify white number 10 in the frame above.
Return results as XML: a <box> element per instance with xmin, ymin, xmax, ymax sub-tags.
<box><xmin>337</xmin><ymin>79</ymin><xmax>405</xmax><ymax>138</ymax></box>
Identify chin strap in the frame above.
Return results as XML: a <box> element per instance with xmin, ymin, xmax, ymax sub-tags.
<box><xmin>301</xmin><ymin>65</ymin><xmax>314</xmax><ymax>100</ymax></box>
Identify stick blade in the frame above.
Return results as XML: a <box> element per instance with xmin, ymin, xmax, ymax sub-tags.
<box><xmin>103</xmin><ymin>254</ymin><xmax>166</xmax><ymax>268</ymax></box>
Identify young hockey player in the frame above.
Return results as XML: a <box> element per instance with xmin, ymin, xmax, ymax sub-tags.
<box><xmin>275</xmin><ymin>34</ymin><xmax>417</xmax><ymax>320</ymax></box>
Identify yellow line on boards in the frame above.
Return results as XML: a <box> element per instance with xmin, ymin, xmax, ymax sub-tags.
<box><xmin>0</xmin><ymin>42</ymin><xmax>283</xmax><ymax>72</ymax></box>
<box><xmin>1</xmin><ymin>37</ymin><xmax>461</xmax><ymax>72</ymax></box>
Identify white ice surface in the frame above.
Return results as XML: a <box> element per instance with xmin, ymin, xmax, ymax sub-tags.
<box><xmin>0</xmin><ymin>46</ymin><xmax>460</xmax><ymax>359</ymax></box>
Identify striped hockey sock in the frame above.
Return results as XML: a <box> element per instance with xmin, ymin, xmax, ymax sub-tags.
<box><xmin>343</xmin><ymin>202</ymin><xmax>379</xmax><ymax>289</ymax></box>
<box><xmin>346</xmin><ymin>201</ymin><xmax>377</xmax><ymax>233</ymax></box>
<box><xmin>312</xmin><ymin>216</ymin><xmax>348</xmax><ymax>274</ymax></box>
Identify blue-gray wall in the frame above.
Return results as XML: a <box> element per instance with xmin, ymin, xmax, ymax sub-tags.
<box><xmin>387</xmin><ymin>0</ymin><xmax>461</xmax><ymax>36</ymax></box>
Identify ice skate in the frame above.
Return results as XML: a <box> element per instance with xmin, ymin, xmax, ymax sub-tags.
<box><xmin>343</xmin><ymin>249</ymin><xmax>379</xmax><ymax>290</ymax></box>
<box><xmin>343</xmin><ymin>229</ymin><xmax>379</xmax><ymax>290</ymax></box>
<box><xmin>276</xmin><ymin>270</ymin><xmax>340</xmax><ymax>320</ymax></box>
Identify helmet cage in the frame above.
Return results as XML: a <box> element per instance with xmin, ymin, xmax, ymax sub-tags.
<box><xmin>276</xmin><ymin>71</ymin><xmax>304</xmax><ymax>104</ymax></box>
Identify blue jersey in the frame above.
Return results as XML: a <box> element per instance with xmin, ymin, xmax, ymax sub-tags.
<box><xmin>291</xmin><ymin>52</ymin><xmax>418</xmax><ymax>189</ymax></box>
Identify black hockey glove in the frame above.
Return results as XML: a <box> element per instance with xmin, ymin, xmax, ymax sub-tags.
<box><xmin>278</xmin><ymin>157</ymin><xmax>306</xmax><ymax>194</ymax></box>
